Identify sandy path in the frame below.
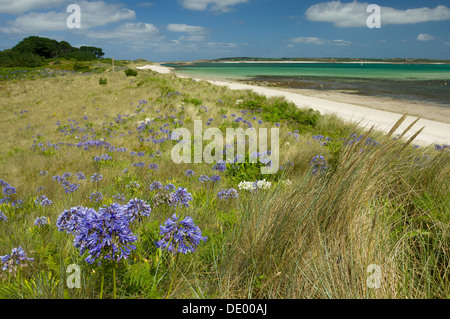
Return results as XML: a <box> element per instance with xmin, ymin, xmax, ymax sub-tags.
<box><xmin>138</xmin><ymin>64</ymin><xmax>450</xmax><ymax>145</ymax></box>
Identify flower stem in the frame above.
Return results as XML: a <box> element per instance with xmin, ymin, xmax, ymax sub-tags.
<box><xmin>113</xmin><ymin>265</ymin><xmax>117</xmax><ymax>299</ymax></box>
<box><xmin>100</xmin><ymin>270</ymin><xmax>104</xmax><ymax>299</ymax></box>
<box><xmin>165</xmin><ymin>254</ymin><xmax>177</xmax><ymax>299</ymax></box>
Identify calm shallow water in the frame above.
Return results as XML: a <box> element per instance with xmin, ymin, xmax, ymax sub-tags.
<box><xmin>164</xmin><ymin>62</ymin><xmax>450</xmax><ymax>105</ymax></box>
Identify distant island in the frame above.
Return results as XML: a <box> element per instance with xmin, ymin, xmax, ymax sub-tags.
<box><xmin>166</xmin><ymin>56</ymin><xmax>450</xmax><ymax>65</ymax></box>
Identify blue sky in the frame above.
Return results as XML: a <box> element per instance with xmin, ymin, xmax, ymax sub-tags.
<box><xmin>0</xmin><ymin>0</ymin><xmax>449</xmax><ymax>61</ymax></box>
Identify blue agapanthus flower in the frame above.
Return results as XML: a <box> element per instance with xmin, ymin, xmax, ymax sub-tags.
<box><xmin>125</xmin><ymin>198</ymin><xmax>151</xmax><ymax>222</ymax></box>
<box><xmin>1</xmin><ymin>246</ymin><xmax>34</xmax><ymax>272</ymax></box>
<box><xmin>310</xmin><ymin>155</ymin><xmax>329</xmax><ymax>175</ymax></box>
<box><xmin>0</xmin><ymin>211</ymin><xmax>7</xmax><ymax>222</ymax></box>
<box><xmin>185</xmin><ymin>169</ymin><xmax>195</xmax><ymax>177</ymax></box>
<box><xmin>56</xmin><ymin>206</ymin><xmax>93</xmax><ymax>235</ymax></box>
<box><xmin>35</xmin><ymin>195</ymin><xmax>53</xmax><ymax>207</ymax></box>
<box><xmin>34</xmin><ymin>216</ymin><xmax>48</xmax><ymax>227</ymax></box>
<box><xmin>91</xmin><ymin>173</ymin><xmax>103</xmax><ymax>182</ymax></box>
<box><xmin>210</xmin><ymin>175</ymin><xmax>221</xmax><ymax>182</ymax></box>
<box><xmin>164</xmin><ymin>183</ymin><xmax>175</xmax><ymax>191</ymax></box>
<box><xmin>170</xmin><ymin>187</ymin><xmax>193</xmax><ymax>208</ymax></box>
<box><xmin>217</xmin><ymin>188</ymin><xmax>239</xmax><ymax>200</ymax></box>
<box><xmin>149</xmin><ymin>181</ymin><xmax>163</xmax><ymax>191</ymax></box>
<box><xmin>73</xmin><ymin>203</ymin><xmax>137</xmax><ymax>266</ymax></box>
<box><xmin>212</xmin><ymin>161</ymin><xmax>227</xmax><ymax>172</ymax></box>
<box><xmin>89</xmin><ymin>191</ymin><xmax>103</xmax><ymax>203</ymax></box>
<box><xmin>155</xmin><ymin>214</ymin><xmax>207</xmax><ymax>255</ymax></box>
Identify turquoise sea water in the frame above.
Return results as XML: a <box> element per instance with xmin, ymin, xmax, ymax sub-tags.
<box><xmin>164</xmin><ymin>62</ymin><xmax>450</xmax><ymax>81</ymax></box>
<box><xmin>163</xmin><ymin>62</ymin><xmax>450</xmax><ymax>105</ymax></box>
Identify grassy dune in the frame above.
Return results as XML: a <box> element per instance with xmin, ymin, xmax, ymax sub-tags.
<box><xmin>0</xmin><ymin>67</ymin><xmax>448</xmax><ymax>299</ymax></box>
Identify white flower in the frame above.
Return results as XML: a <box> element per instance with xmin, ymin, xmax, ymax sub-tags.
<box><xmin>238</xmin><ymin>179</ymin><xmax>272</xmax><ymax>192</ymax></box>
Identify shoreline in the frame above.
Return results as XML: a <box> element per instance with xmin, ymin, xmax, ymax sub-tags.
<box><xmin>139</xmin><ymin>64</ymin><xmax>450</xmax><ymax>145</ymax></box>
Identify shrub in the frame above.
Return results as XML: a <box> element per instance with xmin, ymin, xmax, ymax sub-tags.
<box><xmin>98</xmin><ymin>77</ymin><xmax>107</xmax><ymax>85</ymax></box>
<box><xmin>125</xmin><ymin>69</ymin><xmax>138</xmax><ymax>77</ymax></box>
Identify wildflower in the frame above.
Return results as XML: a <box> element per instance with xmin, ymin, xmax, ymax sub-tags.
<box><xmin>185</xmin><ymin>169</ymin><xmax>195</xmax><ymax>177</ymax></box>
<box><xmin>164</xmin><ymin>183</ymin><xmax>176</xmax><ymax>191</ymax></box>
<box><xmin>210</xmin><ymin>175</ymin><xmax>221</xmax><ymax>182</ymax></box>
<box><xmin>132</xmin><ymin>162</ymin><xmax>145</xmax><ymax>168</ymax></box>
<box><xmin>170</xmin><ymin>187</ymin><xmax>193</xmax><ymax>208</ymax></box>
<box><xmin>113</xmin><ymin>194</ymin><xmax>126</xmax><ymax>202</ymax></box>
<box><xmin>0</xmin><ymin>211</ymin><xmax>7</xmax><ymax>222</ymax></box>
<box><xmin>39</xmin><ymin>170</ymin><xmax>48</xmax><ymax>176</ymax></box>
<box><xmin>35</xmin><ymin>195</ymin><xmax>53</xmax><ymax>207</ymax></box>
<box><xmin>89</xmin><ymin>191</ymin><xmax>103</xmax><ymax>203</ymax></box>
<box><xmin>125</xmin><ymin>199</ymin><xmax>151</xmax><ymax>222</ymax></box>
<box><xmin>73</xmin><ymin>204</ymin><xmax>137</xmax><ymax>266</ymax></box>
<box><xmin>199</xmin><ymin>175</ymin><xmax>210</xmax><ymax>182</ymax></box>
<box><xmin>34</xmin><ymin>216</ymin><xmax>48</xmax><ymax>227</ymax></box>
<box><xmin>1</xmin><ymin>246</ymin><xmax>34</xmax><ymax>272</ymax></box>
<box><xmin>155</xmin><ymin>214</ymin><xmax>207</xmax><ymax>255</ymax></box>
<box><xmin>212</xmin><ymin>161</ymin><xmax>227</xmax><ymax>172</ymax></box>
<box><xmin>56</xmin><ymin>206</ymin><xmax>91</xmax><ymax>234</ymax></box>
<box><xmin>217</xmin><ymin>188</ymin><xmax>239</xmax><ymax>200</ymax></box>
<box><xmin>148</xmin><ymin>163</ymin><xmax>159</xmax><ymax>170</ymax></box>
<box><xmin>238</xmin><ymin>180</ymin><xmax>271</xmax><ymax>192</ymax></box>
<box><xmin>2</xmin><ymin>185</ymin><xmax>16</xmax><ymax>196</ymax></box>
<box><xmin>149</xmin><ymin>181</ymin><xmax>163</xmax><ymax>191</ymax></box>
<box><xmin>75</xmin><ymin>172</ymin><xmax>86</xmax><ymax>181</ymax></box>
<box><xmin>310</xmin><ymin>155</ymin><xmax>328</xmax><ymax>175</ymax></box>
<box><xmin>91</xmin><ymin>173</ymin><xmax>103</xmax><ymax>182</ymax></box>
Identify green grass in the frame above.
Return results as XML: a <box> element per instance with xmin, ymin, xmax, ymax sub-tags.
<box><xmin>0</xmin><ymin>68</ymin><xmax>448</xmax><ymax>299</ymax></box>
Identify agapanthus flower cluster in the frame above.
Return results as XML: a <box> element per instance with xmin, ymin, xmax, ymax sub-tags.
<box><xmin>238</xmin><ymin>179</ymin><xmax>272</xmax><ymax>192</ymax></box>
<box><xmin>93</xmin><ymin>154</ymin><xmax>112</xmax><ymax>162</ymax></box>
<box><xmin>217</xmin><ymin>188</ymin><xmax>239</xmax><ymax>200</ymax></box>
<box><xmin>56</xmin><ymin>206</ymin><xmax>92</xmax><ymax>234</ymax></box>
<box><xmin>52</xmin><ymin>174</ymin><xmax>79</xmax><ymax>194</ymax></box>
<box><xmin>310</xmin><ymin>155</ymin><xmax>329</xmax><ymax>175</ymax></box>
<box><xmin>155</xmin><ymin>214</ymin><xmax>207</xmax><ymax>255</ymax></box>
<box><xmin>1</xmin><ymin>246</ymin><xmax>34</xmax><ymax>273</ymax></box>
<box><xmin>75</xmin><ymin>172</ymin><xmax>86</xmax><ymax>181</ymax></box>
<box><xmin>72</xmin><ymin>203</ymin><xmax>138</xmax><ymax>266</ymax></box>
<box><xmin>35</xmin><ymin>195</ymin><xmax>53</xmax><ymax>207</ymax></box>
<box><xmin>170</xmin><ymin>187</ymin><xmax>193</xmax><ymax>208</ymax></box>
<box><xmin>0</xmin><ymin>210</ymin><xmax>7</xmax><ymax>222</ymax></box>
<box><xmin>125</xmin><ymin>198</ymin><xmax>152</xmax><ymax>222</ymax></box>
<box><xmin>149</xmin><ymin>181</ymin><xmax>163</xmax><ymax>191</ymax></box>
<box><xmin>91</xmin><ymin>173</ymin><xmax>103</xmax><ymax>182</ymax></box>
<box><xmin>34</xmin><ymin>216</ymin><xmax>48</xmax><ymax>227</ymax></box>
<box><xmin>185</xmin><ymin>169</ymin><xmax>195</xmax><ymax>177</ymax></box>
<box><xmin>0</xmin><ymin>180</ymin><xmax>16</xmax><ymax>204</ymax></box>
<box><xmin>89</xmin><ymin>191</ymin><xmax>103</xmax><ymax>203</ymax></box>
<box><xmin>212</xmin><ymin>161</ymin><xmax>227</xmax><ymax>172</ymax></box>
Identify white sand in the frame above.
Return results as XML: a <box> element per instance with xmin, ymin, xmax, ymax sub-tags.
<box><xmin>136</xmin><ymin>64</ymin><xmax>173</xmax><ymax>74</ymax></box>
<box><xmin>142</xmin><ymin>64</ymin><xmax>450</xmax><ymax>145</ymax></box>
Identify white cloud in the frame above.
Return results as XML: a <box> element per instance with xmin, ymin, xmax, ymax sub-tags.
<box><xmin>167</xmin><ymin>23</ymin><xmax>208</xmax><ymax>35</ymax></box>
<box><xmin>0</xmin><ymin>0</ymin><xmax>66</xmax><ymax>15</ymax></box>
<box><xmin>332</xmin><ymin>39</ymin><xmax>352</xmax><ymax>46</ymax></box>
<box><xmin>305</xmin><ymin>1</ymin><xmax>450</xmax><ymax>28</ymax></box>
<box><xmin>86</xmin><ymin>22</ymin><xmax>164</xmax><ymax>43</ymax></box>
<box><xmin>0</xmin><ymin>1</ymin><xmax>136</xmax><ymax>33</ymax></box>
<box><xmin>417</xmin><ymin>33</ymin><xmax>436</xmax><ymax>41</ymax></box>
<box><xmin>290</xmin><ymin>36</ymin><xmax>326</xmax><ymax>45</ymax></box>
<box><xmin>289</xmin><ymin>36</ymin><xmax>352</xmax><ymax>46</ymax></box>
<box><xmin>180</xmin><ymin>0</ymin><xmax>248</xmax><ymax>13</ymax></box>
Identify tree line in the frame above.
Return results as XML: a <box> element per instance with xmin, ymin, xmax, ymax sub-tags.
<box><xmin>0</xmin><ymin>36</ymin><xmax>105</xmax><ymax>68</ymax></box>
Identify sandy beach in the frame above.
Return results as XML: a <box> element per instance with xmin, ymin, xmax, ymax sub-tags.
<box><xmin>138</xmin><ymin>64</ymin><xmax>450</xmax><ymax>145</ymax></box>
